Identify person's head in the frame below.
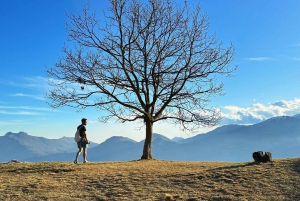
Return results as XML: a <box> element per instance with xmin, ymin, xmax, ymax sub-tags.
<box><xmin>81</xmin><ymin>118</ymin><xmax>87</xmax><ymax>125</ymax></box>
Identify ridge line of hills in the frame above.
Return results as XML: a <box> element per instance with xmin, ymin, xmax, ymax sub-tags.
<box><xmin>1</xmin><ymin>115</ymin><xmax>300</xmax><ymax>162</ymax></box>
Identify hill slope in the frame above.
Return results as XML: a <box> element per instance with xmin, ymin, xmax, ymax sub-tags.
<box><xmin>164</xmin><ymin>116</ymin><xmax>300</xmax><ymax>161</ymax></box>
<box><xmin>0</xmin><ymin>132</ymin><xmax>98</xmax><ymax>162</ymax></box>
<box><xmin>1</xmin><ymin>158</ymin><xmax>300</xmax><ymax>200</ymax></box>
<box><xmin>2</xmin><ymin>115</ymin><xmax>300</xmax><ymax>162</ymax></box>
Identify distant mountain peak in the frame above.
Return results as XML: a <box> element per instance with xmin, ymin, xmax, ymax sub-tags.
<box><xmin>5</xmin><ymin>131</ymin><xmax>28</xmax><ymax>137</ymax></box>
<box><xmin>293</xmin><ymin>114</ymin><xmax>300</xmax><ymax>119</ymax></box>
<box><xmin>153</xmin><ymin>133</ymin><xmax>172</xmax><ymax>141</ymax></box>
<box><xmin>104</xmin><ymin>136</ymin><xmax>137</xmax><ymax>143</ymax></box>
<box><xmin>172</xmin><ymin>137</ymin><xmax>185</xmax><ymax>142</ymax></box>
<box><xmin>2</xmin><ymin>113</ymin><xmax>300</xmax><ymax>163</ymax></box>
<box><xmin>265</xmin><ymin>116</ymin><xmax>290</xmax><ymax>122</ymax></box>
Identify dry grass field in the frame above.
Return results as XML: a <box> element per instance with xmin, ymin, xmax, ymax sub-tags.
<box><xmin>1</xmin><ymin>158</ymin><xmax>300</xmax><ymax>200</ymax></box>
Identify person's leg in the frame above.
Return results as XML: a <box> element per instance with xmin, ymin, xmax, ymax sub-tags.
<box><xmin>74</xmin><ymin>148</ymin><xmax>82</xmax><ymax>163</ymax></box>
<box><xmin>83</xmin><ymin>147</ymin><xmax>87</xmax><ymax>162</ymax></box>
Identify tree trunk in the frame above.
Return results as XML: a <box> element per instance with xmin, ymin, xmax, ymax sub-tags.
<box><xmin>141</xmin><ymin>120</ymin><xmax>153</xmax><ymax>159</ymax></box>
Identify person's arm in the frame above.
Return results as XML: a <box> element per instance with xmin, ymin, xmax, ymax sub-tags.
<box><xmin>82</xmin><ymin>127</ymin><xmax>90</xmax><ymax>144</ymax></box>
<box><xmin>83</xmin><ymin>131</ymin><xmax>89</xmax><ymax>143</ymax></box>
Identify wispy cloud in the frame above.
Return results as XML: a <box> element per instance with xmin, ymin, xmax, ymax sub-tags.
<box><xmin>0</xmin><ymin>76</ymin><xmax>88</xmax><ymax>96</ymax></box>
<box><xmin>0</xmin><ymin>76</ymin><xmax>48</xmax><ymax>91</ymax></box>
<box><xmin>244</xmin><ymin>57</ymin><xmax>273</xmax><ymax>62</ymax></box>
<box><xmin>0</xmin><ymin>110</ymin><xmax>43</xmax><ymax>115</ymax></box>
<box><xmin>10</xmin><ymin>93</ymin><xmax>46</xmax><ymax>101</ymax></box>
<box><xmin>221</xmin><ymin>98</ymin><xmax>300</xmax><ymax>125</ymax></box>
<box><xmin>0</xmin><ymin>120</ymin><xmax>29</xmax><ymax>126</ymax></box>
<box><xmin>292</xmin><ymin>58</ymin><xmax>300</xmax><ymax>61</ymax></box>
<box><xmin>89</xmin><ymin>120</ymin><xmax>100</xmax><ymax>124</ymax></box>
<box><xmin>0</xmin><ymin>105</ymin><xmax>54</xmax><ymax>112</ymax></box>
<box><xmin>0</xmin><ymin>105</ymin><xmax>59</xmax><ymax>117</ymax></box>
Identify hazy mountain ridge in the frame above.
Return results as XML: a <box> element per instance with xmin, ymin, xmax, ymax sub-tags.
<box><xmin>0</xmin><ymin>133</ymin><xmax>99</xmax><ymax>162</ymax></box>
<box><xmin>172</xmin><ymin>137</ymin><xmax>185</xmax><ymax>142</ymax></box>
<box><xmin>2</xmin><ymin>115</ymin><xmax>300</xmax><ymax>162</ymax></box>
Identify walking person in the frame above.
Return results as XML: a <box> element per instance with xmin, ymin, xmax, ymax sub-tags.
<box><xmin>74</xmin><ymin>118</ymin><xmax>90</xmax><ymax>164</ymax></box>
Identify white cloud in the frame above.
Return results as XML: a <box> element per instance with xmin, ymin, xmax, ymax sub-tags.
<box><xmin>292</xmin><ymin>58</ymin><xmax>300</xmax><ymax>61</ymax></box>
<box><xmin>0</xmin><ymin>110</ymin><xmax>43</xmax><ymax>115</ymax></box>
<box><xmin>21</xmin><ymin>76</ymin><xmax>49</xmax><ymax>91</ymax></box>
<box><xmin>89</xmin><ymin>120</ymin><xmax>100</xmax><ymax>124</ymax></box>
<box><xmin>244</xmin><ymin>57</ymin><xmax>272</xmax><ymax>62</ymax></box>
<box><xmin>0</xmin><ymin>75</ymin><xmax>87</xmax><ymax>99</ymax></box>
<box><xmin>10</xmin><ymin>93</ymin><xmax>45</xmax><ymax>101</ymax></box>
<box><xmin>0</xmin><ymin>105</ymin><xmax>59</xmax><ymax>116</ymax></box>
<box><xmin>0</xmin><ymin>105</ymin><xmax>55</xmax><ymax>112</ymax></box>
<box><xmin>0</xmin><ymin>120</ymin><xmax>29</xmax><ymax>126</ymax></box>
<box><xmin>221</xmin><ymin>98</ymin><xmax>300</xmax><ymax>125</ymax></box>
<box><xmin>0</xmin><ymin>76</ymin><xmax>49</xmax><ymax>92</ymax></box>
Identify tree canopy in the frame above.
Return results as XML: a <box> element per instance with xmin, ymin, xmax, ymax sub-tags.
<box><xmin>47</xmin><ymin>0</ymin><xmax>236</xmax><ymax>159</ymax></box>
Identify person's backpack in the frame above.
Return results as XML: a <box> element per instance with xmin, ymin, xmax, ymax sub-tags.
<box><xmin>74</xmin><ymin>126</ymin><xmax>83</xmax><ymax>142</ymax></box>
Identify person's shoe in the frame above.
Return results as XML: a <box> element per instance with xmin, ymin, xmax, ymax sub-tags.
<box><xmin>83</xmin><ymin>160</ymin><xmax>88</xmax><ymax>163</ymax></box>
<box><xmin>74</xmin><ymin>160</ymin><xmax>78</xmax><ymax>164</ymax></box>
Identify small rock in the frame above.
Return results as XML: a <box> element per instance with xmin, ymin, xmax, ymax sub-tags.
<box><xmin>9</xmin><ymin>159</ymin><xmax>20</xmax><ymax>163</ymax></box>
<box><xmin>263</xmin><ymin>152</ymin><xmax>272</xmax><ymax>162</ymax></box>
<box><xmin>252</xmin><ymin>151</ymin><xmax>263</xmax><ymax>162</ymax></box>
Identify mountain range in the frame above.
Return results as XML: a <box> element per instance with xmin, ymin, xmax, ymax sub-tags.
<box><xmin>1</xmin><ymin>115</ymin><xmax>300</xmax><ymax>162</ymax></box>
<box><xmin>1</xmin><ymin>132</ymin><xmax>98</xmax><ymax>162</ymax></box>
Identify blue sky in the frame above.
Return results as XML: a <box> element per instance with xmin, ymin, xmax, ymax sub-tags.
<box><xmin>1</xmin><ymin>0</ymin><xmax>300</xmax><ymax>143</ymax></box>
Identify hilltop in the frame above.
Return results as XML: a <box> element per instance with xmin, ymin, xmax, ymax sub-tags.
<box><xmin>2</xmin><ymin>115</ymin><xmax>300</xmax><ymax>162</ymax></box>
<box><xmin>1</xmin><ymin>158</ymin><xmax>300</xmax><ymax>200</ymax></box>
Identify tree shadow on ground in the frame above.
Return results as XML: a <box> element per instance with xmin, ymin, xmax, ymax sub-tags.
<box><xmin>210</xmin><ymin>161</ymin><xmax>267</xmax><ymax>171</ymax></box>
<box><xmin>292</xmin><ymin>159</ymin><xmax>300</xmax><ymax>175</ymax></box>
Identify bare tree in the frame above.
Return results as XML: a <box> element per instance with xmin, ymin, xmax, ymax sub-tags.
<box><xmin>47</xmin><ymin>0</ymin><xmax>236</xmax><ymax>159</ymax></box>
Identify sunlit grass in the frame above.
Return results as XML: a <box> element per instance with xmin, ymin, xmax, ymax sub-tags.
<box><xmin>1</xmin><ymin>158</ymin><xmax>300</xmax><ymax>200</ymax></box>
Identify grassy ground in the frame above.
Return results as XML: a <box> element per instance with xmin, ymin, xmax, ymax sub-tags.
<box><xmin>0</xmin><ymin>158</ymin><xmax>300</xmax><ymax>200</ymax></box>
